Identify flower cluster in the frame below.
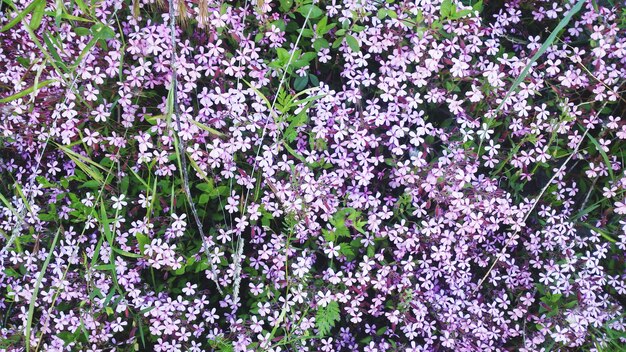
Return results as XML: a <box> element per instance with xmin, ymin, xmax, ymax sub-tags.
<box><xmin>1</xmin><ymin>0</ymin><xmax>626</xmax><ymax>351</ymax></box>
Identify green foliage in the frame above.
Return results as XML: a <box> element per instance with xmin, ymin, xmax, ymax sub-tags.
<box><xmin>345</xmin><ymin>34</ymin><xmax>360</xmax><ymax>52</ymax></box>
<box><xmin>315</xmin><ymin>300</ymin><xmax>340</xmax><ymax>336</ymax></box>
<box><xmin>440</xmin><ymin>0</ymin><xmax>482</xmax><ymax>20</ymax></box>
<box><xmin>0</xmin><ymin>0</ymin><xmax>45</xmax><ymax>32</ymax></box>
<box><xmin>298</xmin><ymin>4</ymin><xmax>323</xmax><ymax>19</ymax></box>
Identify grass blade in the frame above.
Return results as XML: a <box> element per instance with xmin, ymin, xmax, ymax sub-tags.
<box><xmin>25</xmin><ymin>228</ymin><xmax>61</xmax><ymax>352</ymax></box>
<box><xmin>493</xmin><ymin>0</ymin><xmax>585</xmax><ymax>117</ymax></box>
<box><xmin>0</xmin><ymin>0</ymin><xmax>43</xmax><ymax>32</ymax></box>
<box><xmin>0</xmin><ymin>79</ymin><xmax>56</xmax><ymax>103</ymax></box>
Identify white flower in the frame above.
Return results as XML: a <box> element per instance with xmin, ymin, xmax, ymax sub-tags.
<box><xmin>323</xmin><ymin>241</ymin><xmax>341</xmax><ymax>259</ymax></box>
<box><xmin>182</xmin><ymin>282</ymin><xmax>197</xmax><ymax>295</ymax></box>
<box><xmin>111</xmin><ymin>194</ymin><xmax>127</xmax><ymax>210</ymax></box>
<box><xmin>111</xmin><ymin>317</ymin><xmax>127</xmax><ymax>333</ymax></box>
<box><xmin>614</xmin><ymin>200</ymin><xmax>626</xmax><ymax>214</ymax></box>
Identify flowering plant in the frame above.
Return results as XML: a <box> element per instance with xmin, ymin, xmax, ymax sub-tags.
<box><xmin>1</xmin><ymin>0</ymin><xmax>626</xmax><ymax>351</ymax></box>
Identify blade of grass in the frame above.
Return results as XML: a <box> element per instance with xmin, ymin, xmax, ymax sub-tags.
<box><xmin>494</xmin><ymin>0</ymin><xmax>585</xmax><ymax>117</ymax></box>
<box><xmin>0</xmin><ymin>79</ymin><xmax>56</xmax><ymax>103</ymax></box>
<box><xmin>188</xmin><ymin>118</ymin><xmax>226</xmax><ymax>138</ymax></box>
<box><xmin>0</xmin><ymin>0</ymin><xmax>43</xmax><ymax>32</ymax></box>
<box><xmin>489</xmin><ymin>0</ymin><xmax>585</xmax><ymax>172</ymax></box>
<box><xmin>233</xmin><ymin>0</ymin><xmax>318</xmax><ymax>306</ymax></box>
<box><xmin>475</xmin><ymin>126</ymin><xmax>590</xmax><ymax>293</ymax></box>
<box><xmin>25</xmin><ymin>228</ymin><xmax>61</xmax><ymax>352</ymax></box>
<box><xmin>166</xmin><ymin>0</ymin><xmax>223</xmax><ymax>294</ymax></box>
<box><xmin>582</xmin><ymin>125</ymin><xmax>615</xmax><ymax>180</ymax></box>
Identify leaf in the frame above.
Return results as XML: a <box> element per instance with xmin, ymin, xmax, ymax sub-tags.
<box><xmin>29</xmin><ymin>0</ymin><xmax>45</xmax><ymax>30</ymax></box>
<box><xmin>120</xmin><ymin>176</ymin><xmax>129</xmax><ymax>194</ymax></box>
<box><xmin>494</xmin><ymin>0</ymin><xmax>585</xmax><ymax>116</ymax></box>
<box><xmin>71</xmin><ymin>37</ymin><xmax>98</xmax><ymax>68</ymax></box>
<box><xmin>136</xmin><ymin>233</ymin><xmax>150</xmax><ymax>253</ymax></box>
<box><xmin>339</xmin><ymin>243</ymin><xmax>355</xmax><ymax>258</ymax></box>
<box><xmin>276</xmin><ymin>47</ymin><xmax>290</xmax><ymax>64</ymax></box>
<box><xmin>472</xmin><ymin>0</ymin><xmax>484</xmax><ymax>12</ymax></box>
<box><xmin>439</xmin><ymin>0</ymin><xmax>455</xmax><ymax>18</ymax></box>
<box><xmin>300</xmin><ymin>51</ymin><xmax>317</xmax><ymax>64</ymax></box>
<box><xmin>293</xmin><ymin>75</ymin><xmax>308</xmax><ymax>91</ymax></box>
<box><xmin>80</xmin><ymin>180</ymin><xmax>100</xmax><ymax>189</ymax></box>
<box><xmin>94</xmin><ymin>264</ymin><xmax>116</xmax><ymax>271</ymax></box>
<box><xmin>113</xmin><ymin>247</ymin><xmax>142</xmax><ymax>258</ymax></box>
<box><xmin>26</xmin><ymin>228</ymin><xmax>61</xmax><ymax>352</ymax></box>
<box><xmin>316</xmin><ymin>301</ymin><xmax>340</xmax><ymax>336</ymax></box>
<box><xmin>189</xmin><ymin>118</ymin><xmax>226</xmax><ymax>138</ymax></box>
<box><xmin>284</xmin><ymin>111</ymin><xmax>307</xmax><ymax>142</ymax></box>
<box><xmin>309</xmin><ymin>74</ymin><xmax>319</xmax><ymax>86</ymax></box>
<box><xmin>0</xmin><ymin>0</ymin><xmax>43</xmax><ymax>32</ymax></box>
<box><xmin>282</xmin><ymin>142</ymin><xmax>307</xmax><ymax>164</ymax></box>
<box><xmin>584</xmin><ymin>127</ymin><xmax>614</xmax><ymax>180</ymax></box>
<box><xmin>74</xmin><ymin>0</ymin><xmax>90</xmax><ymax>15</ymax></box>
<box><xmin>298</xmin><ymin>4</ymin><xmax>323</xmax><ymax>19</ymax></box>
<box><xmin>345</xmin><ymin>35</ymin><xmax>360</xmax><ymax>52</ymax></box>
<box><xmin>57</xmin><ymin>144</ymin><xmax>106</xmax><ymax>185</ymax></box>
<box><xmin>90</xmin><ymin>22</ymin><xmax>115</xmax><ymax>40</ymax></box>
<box><xmin>312</xmin><ymin>38</ymin><xmax>328</xmax><ymax>52</ymax></box>
<box><xmin>0</xmin><ymin>79</ymin><xmax>55</xmax><ymax>103</ymax></box>
<box><xmin>278</xmin><ymin>0</ymin><xmax>292</xmax><ymax>12</ymax></box>
<box><xmin>316</xmin><ymin>16</ymin><xmax>328</xmax><ymax>35</ymax></box>
<box><xmin>74</xmin><ymin>27</ymin><xmax>90</xmax><ymax>35</ymax></box>
<box><xmin>42</xmin><ymin>33</ymin><xmax>69</xmax><ymax>72</ymax></box>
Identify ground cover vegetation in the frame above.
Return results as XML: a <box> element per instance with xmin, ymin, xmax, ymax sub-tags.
<box><xmin>1</xmin><ymin>0</ymin><xmax>626</xmax><ymax>350</ymax></box>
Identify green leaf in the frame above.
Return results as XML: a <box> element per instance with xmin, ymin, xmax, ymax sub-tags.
<box><xmin>198</xmin><ymin>193</ymin><xmax>210</xmax><ymax>205</ymax></box>
<box><xmin>584</xmin><ymin>128</ymin><xmax>615</xmax><ymax>180</ymax></box>
<box><xmin>276</xmin><ymin>47</ymin><xmax>290</xmax><ymax>64</ymax></box>
<box><xmin>74</xmin><ymin>0</ymin><xmax>90</xmax><ymax>15</ymax></box>
<box><xmin>278</xmin><ymin>0</ymin><xmax>293</xmax><ymax>12</ymax></box>
<box><xmin>293</xmin><ymin>75</ymin><xmax>308</xmax><ymax>91</ymax></box>
<box><xmin>440</xmin><ymin>0</ymin><xmax>455</xmax><ymax>18</ymax></box>
<box><xmin>0</xmin><ymin>79</ymin><xmax>56</xmax><ymax>103</ymax></box>
<box><xmin>189</xmin><ymin>118</ymin><xmax>226</xmax><ymax>137</ymax></box>
<box><xmin>113</xmin><ymin>247</ymin><xmax>142</xmax><ymax>258</ymax></box>
<box><xmin>57</xmin><ymin>144</ymin><xmax>106</xmax><ymax>185</ymax></box>
<box><xmin>352</xmin><ymin>24</ymin><xmax>366</xmax><ymax>33</ymax></box>
<box><xmin>42</xmin><ymin>33</ymin><xmax>69</xmax><ymax>72</ymax></box>
<box><xmin>71</xmin><ymin>37</ymin><xmax>98</xmax><ymax>68</ymax></box>
<box><xmin>80</xmin><ymin>180</ymin><xmax>100</xmax><ymax>189</ymax></box>
<box><xmin>94</xmin><ymin>264</ymin><xmax>116</xmax><ymax>271</ymax></box>
<box><xmin>26</xmin><ymin>228</ymin><xmax>61</xmax><ymax>352</ymax></box>
<box><xmin>120</xmin><ymin>176</ymin><xmax>129</xmax><ymax>194</ymax></box>
<box><xmin>74</xmin><ymin>27</ymin><xmax>90</xmax><ymax>35</ymax></box>
<box><xmin>312</xmin><ymin>38</ymin><xmax>328</xmax><ymax>52</ymax></box>
<box><xmin>300</xmin><ymin>51</ymin><xmax>317</xmax><ymax>63</ymax></box>
<box><xmin>16</xmin><ymin>57</ymin><xmax>30</xmax><ymax>67</ymax></box>
<box><xmin>29</xmin><ymin>0</ymin><xmax>45</xmax><ymax>30</ymax></box>
<box><xmin>332</xmin><ymin>37</ymin><xmax>343</xmax><ymax>49</ymax></box>
<box><xmin>298</xmin><ymin>28</ymin><xmax>314</xmax><ymax>38</ymax></box>
<box><xmin>316</xmin><ymin>16</ymin><xmax>328</xmax><ymax>35</ymax></box>
<box><xmin>136</xmin><ymin>233</ymin><xmax>150</xmax><ymax>253</ymax></box>
<box><xmin>473</xmin><ymin>0</ymin><xmax>484</xmax><ymax>12</ymax></box>
<box><xmin>298</xmin><ymin>4</ymin><xmax>323</xmax><ymax>19</ymax></box>
<box><xmin>345</xmin><ymin>35</ymin><xmax>360</xmax><ymax>52</ymax></box>
<box><xmin>339</xmin><ymin>243</ymin><xmax>355</xmax><ymax>258</ymax></box>
<box><xmin>91</xmin><ymin>22</ymin><xmax>115</xmax><ymax>39</ymax></box>
<box><xmin>316</xmin><ymin>301</ymin><xmax>340</xmax><ymax>336</ymax></box>
<box><xmin>0</xmin><ymin>0</ymin><xmax>43</xmax><ymax>32</ymax></box>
